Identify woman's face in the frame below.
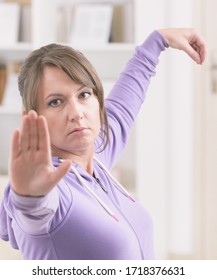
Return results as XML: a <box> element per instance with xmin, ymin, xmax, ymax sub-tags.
<box><xmin>37</xmin><ymin>66</ymin><xmax>101</xmax><ymax>159</ymax></box>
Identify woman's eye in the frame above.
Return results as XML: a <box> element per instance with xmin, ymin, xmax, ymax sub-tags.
<box><xmin>79</xmin><ymin>92</ymin><xmax>91</xmax><ymax>99</ymax></box>
<box><xmin>48</xmin><ymin>99</ymin><xmax>62</xmax><ymax>107</ymax></box>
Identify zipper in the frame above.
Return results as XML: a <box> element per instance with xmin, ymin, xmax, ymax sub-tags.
<box><xmin>95</xmin><ymin>177</ymin><xmax>108</xmax><ymax>194</ymax></box>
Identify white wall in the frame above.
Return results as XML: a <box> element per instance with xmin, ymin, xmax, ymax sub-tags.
<box><xmin>167</xmin><ymin>0</ymin><xmax>194</xmax><ymax>257</ymax></box>
<box><xmin>135</xmin><ymin>0</ymin><xmax>195</xmax><ymax>259</ymax></box>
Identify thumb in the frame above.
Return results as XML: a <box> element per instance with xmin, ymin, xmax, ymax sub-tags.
<box><xmin>182</xmin><ymin>42</ymin><xmax>202</xmax><ymax>64</ymax></box>
<box><xmin>51</xmin><ymin>160</ymin><xmax>71</xmax><ymax>185</ymax></box>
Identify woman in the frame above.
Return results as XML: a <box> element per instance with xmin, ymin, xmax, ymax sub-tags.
<box><xmin>0</xmin><ymin>28</ymin><xmax>206</xmax><ymax>259</ymax></box>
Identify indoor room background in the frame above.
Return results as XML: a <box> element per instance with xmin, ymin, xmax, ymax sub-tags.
<box><xmin>0</xmin><ymin>0</ymin><xmax>216</xmax><ymax>260</ymax></box>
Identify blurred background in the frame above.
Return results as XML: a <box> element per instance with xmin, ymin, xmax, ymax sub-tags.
<box><xmin>0</xmin><ymin>0</ymin><xmax>216</xmax><ymax>260</ymax></box>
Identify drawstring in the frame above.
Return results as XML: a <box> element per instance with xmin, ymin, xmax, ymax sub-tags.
<box><xmin>94</xmin><ymin>157</ymin><xmax>136</xmax><ymax>203</ymax></box>
<box><xmin>58</xmin><ymin>157</ymin><xmax>136</xmax><ymax>222</ymax></box>
<box><xmin>70</xmin><ymin>164</ymin><xmax>119</xmax><ymax>222</ymax></box>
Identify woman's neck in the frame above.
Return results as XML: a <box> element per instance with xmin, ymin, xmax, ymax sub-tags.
<box><xmin>52</xmin><ymin>147</ymin><xmax>94</xmax><ymax>175</ymax></box>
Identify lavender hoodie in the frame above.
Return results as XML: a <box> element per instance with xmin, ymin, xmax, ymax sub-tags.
<box><xmin>0</xmin><ymin>31</ymin><xmax>168</xmax><ymax>259</ymax></box>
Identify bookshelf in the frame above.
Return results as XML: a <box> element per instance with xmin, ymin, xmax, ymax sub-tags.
<box><xmin>0</xmin><ymin>0</ymin><xmax>138</xmax><ymax>177</ymax></box>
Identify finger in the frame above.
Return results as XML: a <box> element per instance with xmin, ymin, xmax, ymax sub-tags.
<box><xmin>38</xmin><ymin>115</ymin><xmax>51</xmax><ymax>154</ymax></box>
<box><xmin>10</xmin><ymin>129</ymin><xmax>21</xmax><ymax>159</ymax></box>
<box><xmin>29</xmin><ymin>110</ymin><xmax>38</xmax><ymax>150</ymax></box>
<box><xmin>49</xmin><ymin>160</ymin><xmax>71</xmax><ymax>190</ymax></box>
<box><xmin>182</xmin><ymin>41</ymin><xmax>202</xmax><ymax>64</ymax></box>
<box><xmin>20</xmin><ymin>115</ymin><xmax>30</xmax><ymax>151</ymax></box>
<box><xmin>191</xmin><ymin>43</ymin><xmax>201</xmax><ymax>59</ymax></box>
<box><xmin>197</xmin><ymin>41</ymin><xmax>206</xmax><ymax>64</ymax></box>
<box><xmin>189</xmin><ymin>44</ymin><xmax>205</xmax><ymax>65</ymax></box>
<box><xmin>190</xmin><ymin>34</ymin><xmax>207</xmax><ymax>64</ymax></box>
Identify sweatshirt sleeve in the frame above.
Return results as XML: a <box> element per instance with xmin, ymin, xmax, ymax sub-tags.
<box><xmin>97</xmin><ymin>31</ymin><xmax>169</xmax><ymax>169</ymax></box>
<box><xmin>7</xmin><ymin>187</ymin><xmax>59</xmax><ymax>235</ymax></box>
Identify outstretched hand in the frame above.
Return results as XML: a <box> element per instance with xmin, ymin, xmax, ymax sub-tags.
<box><xmin>158</xmin><ymin>28</ymin><xmax>206</xmax><ymax>64</ymax></box>
<box><xmin>9</xmin><ymin>110</ymin><xmax>71</xmax><ymax>197</ymax></box>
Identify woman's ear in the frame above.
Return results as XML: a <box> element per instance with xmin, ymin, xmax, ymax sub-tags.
<box><xmin>22</xmin><ymin>106</ymin><xmax>26</xmax><ymax>116</ymax></box>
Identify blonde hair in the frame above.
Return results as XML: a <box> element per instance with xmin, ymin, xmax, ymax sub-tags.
<box><xmin>18</xmin><ymin>43</ymin><xmax>109</xmax><ymax>151</ymax></box>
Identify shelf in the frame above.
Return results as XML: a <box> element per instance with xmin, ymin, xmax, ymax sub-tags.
<box><xmin>0</xmin><ymin>41</ymin><xmax>134</xmax><ymax>64</ymax></box>
<box><xmin>0</xmin><ymin>106</ymin><xmax>21</xmax><ymax>114</ymax></box>
<box><xmin>0</xmin><ymin>42</ymin><xmax>31</xmax><ymax>62</ymax></box>
<box><xmin>68</xmin><ymin>42</ymin><xmax>135</xmax><ymax>51</ymax></box>
<box><xmin>77</xmin><ymin>43</ymin><xmax>134</xmax><ymax>79</ymax></box>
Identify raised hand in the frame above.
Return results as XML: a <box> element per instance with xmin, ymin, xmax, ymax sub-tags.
<box><xmin>158</xmin><ymin>28</ymin><xmax>206</xmax><ymax>64</ymax></box>
<box><xmin>9</xmin><ymin>110</ymin><xmax>71</xmax><ymax>197</ymax></box>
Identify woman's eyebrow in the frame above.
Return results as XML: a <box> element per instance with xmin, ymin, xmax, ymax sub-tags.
<box><xmin>44</xmin><ymin>93</ymin><xmax>63</xmax><ymax>101</ymax></box>
<box><xmin>44</xmin><ymin>86</ymin><xmax>90</xmax><ymax>101</ymax></box>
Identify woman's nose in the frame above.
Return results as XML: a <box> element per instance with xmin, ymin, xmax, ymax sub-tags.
<box><xmin>67</xmin><ymin>100</ymin><xmax>84</xmax><ymax>121</ymax></box>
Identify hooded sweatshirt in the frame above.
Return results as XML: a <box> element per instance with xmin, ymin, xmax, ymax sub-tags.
<box><xmin>0</xmin><ymin>31</ymin><xmax>168</xmax><ymax>259</ymax></box>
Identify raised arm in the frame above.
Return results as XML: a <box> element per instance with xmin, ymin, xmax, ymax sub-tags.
<box><xmin>100</xmin><ymin>28</ymin><xmax>206</xmax><ymax>168</ymax></box>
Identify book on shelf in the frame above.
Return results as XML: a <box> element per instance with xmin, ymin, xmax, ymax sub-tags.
<box><xmin>110</xmin><ymin>1</ymin><xmax>134</xmax><ymax>43</ymax></box>
<box><xmin>19</xmin><ymin>1</ymin><xmax>31</xmax><ymax>42</ymax></box>
<box><xmin>5</xmin><ymin>0</ymin><xmax>31</xmax><ymax>4</ymax></box>
<box><xmin>1</xmin><ymin>63</ymin><xmax>22</xmax><ymax>110</ymax></box>
<box><xmin>0</xmin><ymin>3</ymin><xmax>21</xmax><ymax>46</ymax></box>
<box><xmin>56</xmin><ymin>1</ymin><xmax>134</xmax><ymax>45</ymax></box>
<box><xmin>4</xmin><ymin>0</ymin><xmax>31</xmax><ymax>43</ymax></box>
<box><xmin>69</xmin><ymin>3</ymin><xmax>113</xmax><ymax>45</ymax></box>
<box><xmin>0</xmin><ymin>65</ymin><xmax>7</xmax><ymax>105</ymax></box>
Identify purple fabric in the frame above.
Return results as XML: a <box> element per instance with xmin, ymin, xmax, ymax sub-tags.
<box><xmin>0</xmin><ymin>31</ymin><xmax>168</xmax><ymax>259</ymax></box>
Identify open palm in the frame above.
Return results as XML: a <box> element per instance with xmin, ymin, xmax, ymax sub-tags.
<box><xmin>9</xmin><ymin>110</ymin><xmax>71</xmax><ymax>197</ymax></box>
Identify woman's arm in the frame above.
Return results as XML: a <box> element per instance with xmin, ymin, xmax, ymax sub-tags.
<box><xmin>8</xmin><ymin>187</ymin><xmax>59</xmax><ymax>235</ymax></box>
<box><xmin>4</xmin><ymin>110</ymin><xmax>72</xmax><ymax>235</ymax></box>
<box><xmin>99</xmin><ymin>28</ymin><xmax>206</xmax><ymax>169</ymax></box>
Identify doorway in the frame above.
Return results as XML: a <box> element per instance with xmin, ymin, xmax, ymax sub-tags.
<box><xmin>194</xmin><ymin>0</ymin><xmax>217</xmax><ymax>259</ymax></box>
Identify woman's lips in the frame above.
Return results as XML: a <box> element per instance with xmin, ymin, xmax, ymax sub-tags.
<box><xmin>67</xmin><ymin>127</ymin><xmax>88</xmax><ymax>136</ymax></box>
